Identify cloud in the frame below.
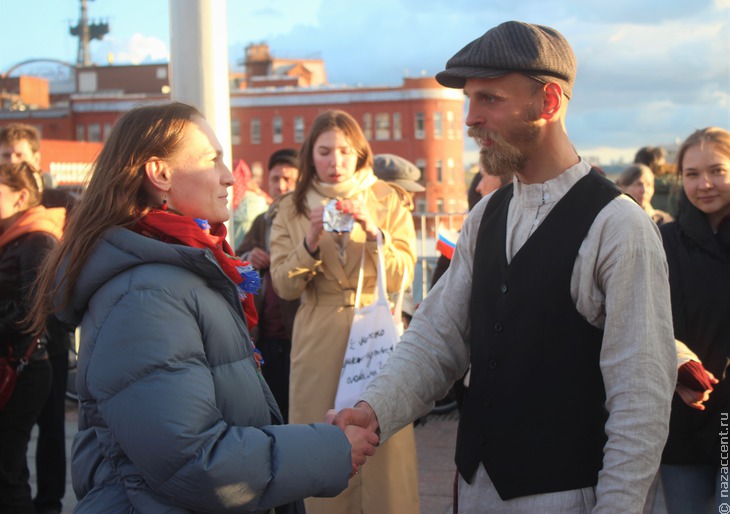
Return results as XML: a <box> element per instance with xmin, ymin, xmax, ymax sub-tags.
<box><xmin>231</xmin><ymin>0</ymin><xmax>727</xmax><ymax>160</ymax></box>
<box><xmin>93</xmin><ymin>33</ymin><xmax>169</xmax><ymax>65</ymax></box>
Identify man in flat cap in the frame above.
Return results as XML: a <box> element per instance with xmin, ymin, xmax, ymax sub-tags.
<box><xmin>331</xmin><ymin>21</ymin><xmax>676</xmax><ymax>513</ymax></box>
<box><xmin>236</xmin><ymin>148</ymin><xmax>300</xmax><ymax>423</ymax></box>
<box><xmin>373</xmin><ymin>153</ymin><xmax>425</xmax><ymax>211</ymax></box>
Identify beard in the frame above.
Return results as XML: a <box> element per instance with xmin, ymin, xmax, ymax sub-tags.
<box><xmin>467</xmin><ymin>109</ymin><xmax>541</xmax><ymax>176</ymax></box>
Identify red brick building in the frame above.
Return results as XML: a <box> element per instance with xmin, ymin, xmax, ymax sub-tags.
<box><xmin>0</xmin><ymin>44</ymin><xmax>467</xmax><ymax>215</ymax></box>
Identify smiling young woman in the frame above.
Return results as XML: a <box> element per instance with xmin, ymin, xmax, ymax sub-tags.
<box><xmin>659</xmin><ymin>127</ymin><xmax>730</xmax><ymax>513</ymax></box>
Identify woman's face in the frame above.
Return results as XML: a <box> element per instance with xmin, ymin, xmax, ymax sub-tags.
<box><xmin>682</xmin><ymin>142</ymin><xmax>730</xmax><ymax>230</ymax></box>
<box><xmin>623</xmin><ymin>171</ymin><xmax>654</xmax><ymax>210</ymax></box>
<box><xmin>312</xmin><ymin>129</ymin><xmax>359</xmax><ymax>184</ymax></box>
<box><xmin>0</xmin><ymin>182</ymin><xmax>24</xmax><ymax>223</ymax></box>
<box><xmin>166</xmin><ymin>116</ymin><xmax>234</xmax><ymax>224</ymax></box>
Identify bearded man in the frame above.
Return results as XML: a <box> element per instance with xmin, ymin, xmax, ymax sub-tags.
<box><xmin>331</xmin><ymin>21</ymin><xmax>676</xmax><ymax>513</ymax></box>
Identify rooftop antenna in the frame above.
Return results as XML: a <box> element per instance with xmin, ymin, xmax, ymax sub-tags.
<box><xmin>69</xmin><ymin>0</ymin><xmax>110</xmax><ymax>67</ymax></box>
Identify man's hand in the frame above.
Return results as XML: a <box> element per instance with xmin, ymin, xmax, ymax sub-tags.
<box><xmin>248</xmin><ymin>247</ymin><xmax>270</xmax><ymax>270</ymax></box>
<box><xmin>326</xmin><ymin>402</ymin><xmax>380</xmax><ymax>476</ymax></box>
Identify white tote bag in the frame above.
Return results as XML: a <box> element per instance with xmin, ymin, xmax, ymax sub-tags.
<box><xmin>334</xmin><ymin>232</ymin><xmax>403</xmax><ymax>411</ymax></box>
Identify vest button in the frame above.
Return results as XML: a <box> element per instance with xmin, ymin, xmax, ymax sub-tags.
<box><xmin>494</xmin><ymin>322</ymin><xmax>503</xmax><ymax>332</ymax></box>
<box><xmin>488</xmin><ymin>360</ymin><xmax>497</xmax><ymax>369</ymax></box>
<box><xmin>479</xmin><ymin>435</ymin><xmax>487</xmax><ymax>445</ymax></box>
<box><xmin>500</xmin><ymin>283</ymin><xmax>508</xmax><ymax>293</ymax></box>
<box><xmin>483</xmin><ymin>398</ymin><xmax>492</xmax><ymax>408</ymax></box>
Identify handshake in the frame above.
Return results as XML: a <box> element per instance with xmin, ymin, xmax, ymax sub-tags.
<box><xmin>326</xmin><ymin>402</ymin><xmax>380</xmax><ymax>477</ymax></box>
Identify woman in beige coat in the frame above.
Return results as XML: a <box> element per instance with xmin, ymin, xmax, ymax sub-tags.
<box><xmin>270</xmin><ymin>110</ymin><xmax>419</xmax><ymax>513</ymax></box>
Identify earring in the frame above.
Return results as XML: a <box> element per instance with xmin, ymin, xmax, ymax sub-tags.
<box><xmin>161</xmin><ymin>192</ymin><xmax>168</xmax><ymax>211</ymax></box>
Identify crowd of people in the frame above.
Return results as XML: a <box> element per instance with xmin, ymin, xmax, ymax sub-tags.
<box><xmin>0</xmin><ymin>18</ymin><xmax>728</xmax><ymax>514</ymax></box>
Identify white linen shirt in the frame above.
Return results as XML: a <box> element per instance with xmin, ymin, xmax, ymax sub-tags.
<box><xmin>361</xmin><ymin>159</ymin><xmax>677</xmax><ymax>513</ymax></box>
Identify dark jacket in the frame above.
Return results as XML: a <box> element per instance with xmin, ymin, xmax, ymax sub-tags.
<box><xmin>58</xmin><ymin>226</ymin><xmax>351</xmax><ymax>514</ymax></box>
<box><xmin>0</xmin><ymin>225</ymin><xmax>58</xmax><ymax>361</ymax></box>
<box><xmin>236</xmin><ymin>203</ymin><xmax>299</xmax><ymax>341</ymax></box>
<box><xmin>660</xmin><ymin>197</ymin><xmax>730</xmax><ymax>464</ymax></box>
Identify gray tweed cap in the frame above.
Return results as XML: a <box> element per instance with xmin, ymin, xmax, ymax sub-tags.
<box><xmin>373</xmin><ymin>154</ymin><xmax>425</xmax><ymax>192</ymax></box>
<box><xmin>435</xmin><ymin>21</ymin><xmax>577</xmax><ymax>99</ymax></box>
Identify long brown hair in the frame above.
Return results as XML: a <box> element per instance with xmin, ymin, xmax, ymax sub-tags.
<box><xmin>26</xmin><ymin>102</ymin><xmax>200</xmax><ymax>335</ymax></box>
<box><xmin>293</xmin><ymin>110</ymin><xmax>373</xmax><ymax>215</ymax></box>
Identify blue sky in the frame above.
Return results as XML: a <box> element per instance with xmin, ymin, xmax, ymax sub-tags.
<box><xmin>0</xmin><ymin>0</ymin><xmax>728</xmax><ymax>164</ymax></box>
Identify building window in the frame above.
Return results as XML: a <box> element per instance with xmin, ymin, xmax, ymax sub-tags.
<box><xmin>436</xmin><ymin>198</ymin><xmax>444</xmax><ymax>213</ymax></box>
<box><xmin>448</xmin><ymin>198</ymin><xmax>457</xmax><ymax>213</ymax></box>
<box><xmin>76</xmin><ymin>125</ymin><xmax>85</xmax><ymax>141</ymax></box>
<box><xmin>294</xmin><ymin>116</ymin><xmax>305</xmax><ymax>143</ymax></box>
<box><xmin>447</xmin><ymin>111</ymin><xmax>455</xmax><ymax>140</ymax></box>
<box><xmin>416</xmin><ymin>159</ymin><xmax>426</xmax><ymax>182</ymax></box>
<box><xmin>363</xmin><ymin>113</ymin><xmax>373</xmax><ymax>140</ymax></box>
<box><xmin>393</xmin><ymin>113</ymin><xmax>402</xmax><ymax>140</ymax></box>
<box><xmin>375</xmin><ymin>113</ymin><xmax>390</xmax><ymax>140</ymax></box>
<box><xmin>273</xmin><ymin>116</ymin><xmax>283</xmax><ymax>144</ymax></box>
<box><xmin>251</xmin><ymin>118</ymin><xmax>261</xmax><ymax>145</ymax></box>
<box><xmin>231</xmin><ymin>119</ymin><xmax>240</xmax><ymax>145</ymax></box>
<box><xmin>87</xmin><ymin>123</ymin><xmax>101</xmax><ymax>142</ymax></box>
<box><xmin>415</xmin><ymin>112</ymin><xmax>425</xmax><ymax>139</ymax></box>
<box><xmin>447</xmin><ymin>158</ymin><xmax>455</xmax><ymax>183</ymax></box>
<box><xmin>433</xmin><ymin>112</ymin><xmax>443</xmax><ymax>139</ymax></box>
<box><xmin>435</xmin><ymin>160</ymin><xmax>443</xmax><ymax>182</ymax></box>
<box><xmin>103</xmin><ymin>123</ymin><xmax>112</xmax><ymax>142</ymax></box>
<box><xmin>415</xmin><ymin>198</ymin><xmax>426</xmax><ymax>214</ymax></box>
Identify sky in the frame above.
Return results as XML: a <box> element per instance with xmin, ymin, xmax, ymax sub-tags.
<box><xmin>0</xmin><ymin>0</ymin><xmax>728</xmax><ymax>165</ymax></box>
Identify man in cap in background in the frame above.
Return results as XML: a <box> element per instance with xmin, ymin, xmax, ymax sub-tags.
<box><xmin>236</xmin><ymin>148</ymin><xmax>300</xmax><ymax>423</ymax></box>
<box><xmin>373</xmin><ymin>153</ymin><xmax>423</xmax><ymax>330</ymax></box>
<box><xmin>373</xmin><ymin>153</ymin><xmax>425</xmax><ymax>211</ymax></box>
<box><xmin>331</xmin><ymin>20</ymin><xmax>676</xmax><ymax>513</ymax></box>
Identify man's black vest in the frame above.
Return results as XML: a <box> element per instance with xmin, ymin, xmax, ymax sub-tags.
<box><xmin>455</xmin><ymin>169</ymin><xmax>622</xmax><ymax>500</ymax></box>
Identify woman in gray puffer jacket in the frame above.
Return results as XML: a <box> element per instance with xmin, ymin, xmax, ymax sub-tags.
<box><xmin>26</xmin><ymin>102</ymin><xmax>377</xmax><ymax>514</ymax></box>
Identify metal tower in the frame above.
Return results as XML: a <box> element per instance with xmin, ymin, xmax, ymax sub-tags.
<box><xmin>69</xmin><ymin>0</ymin><xmax>110</xmax><ymax>67</ymax></box>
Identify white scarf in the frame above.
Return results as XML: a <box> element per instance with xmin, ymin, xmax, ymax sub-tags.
<box><xmin>306</xmin><ymin>167</ymin><xmax>378</xmax><ymax>207</ymax></box>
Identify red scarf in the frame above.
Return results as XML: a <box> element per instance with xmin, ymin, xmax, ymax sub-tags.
<box><xmin>133</xmin><ymin>210</ymin><xmax>258</xmax><ymax>330</ymax></box>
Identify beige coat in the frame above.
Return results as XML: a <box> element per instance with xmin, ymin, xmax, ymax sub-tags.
<box><xmin>270</xmin><ymin>178</ymin><xmax>420</xmax><ymax>514</ymax></box>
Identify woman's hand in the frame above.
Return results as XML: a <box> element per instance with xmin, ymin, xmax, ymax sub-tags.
<box><xmin>326</xmin><ymin>406</ymin><xmax>379</xmax><ymax>477</ymax></box>
<box><xmin>306</xmin><ymin>205</ymin><xmax>325</xmax><ymax>253</ymax></box>
<box><xmin>343</xmin><ymin>424</ymin><xmax>378</xmax><ymax>477</ymax></box>
<box><xmin>337</xmin><ymin>199</ymin><xmax>379</xmax><ymax>241</ymax></box>
<box><xmin>676</xmin><ymin>367</ymin><xmax>719</xmax><ymax>411</ymax></box>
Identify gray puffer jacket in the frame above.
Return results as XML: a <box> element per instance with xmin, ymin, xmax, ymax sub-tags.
<box><xmin>58</xmin><ymin>226</ymin><xmax>351</xmax><ymax>513</ymax></box>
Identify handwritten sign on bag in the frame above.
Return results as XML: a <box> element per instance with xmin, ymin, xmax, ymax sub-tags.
<box><xmin>334</xmin><ymin>300</ymin><xmax>399</xmax><ymax>411</ymax></box>
<box><xmin>334</xmin><ymin>231</ymin><xmax>404</xmax><ymax>411</ymax></box>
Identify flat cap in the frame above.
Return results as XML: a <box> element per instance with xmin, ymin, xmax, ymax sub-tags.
<box><xmin>435</xmin><ymin>21</ymin><xmax>577</xmax><ymax>99</ymax></box>
<box><xmin>373</xmin><ymin>154</ymin><xmax>425</xmax><ymax>192</ymax></box>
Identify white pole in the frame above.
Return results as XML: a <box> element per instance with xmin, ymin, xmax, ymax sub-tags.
<box><xmin>169</xmin><ymin>0</ymin><xmax>233</xmax><ymax>236</ymax></box>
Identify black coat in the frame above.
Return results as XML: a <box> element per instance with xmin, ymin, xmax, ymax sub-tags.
<box><xmin>0</xmin><ymin>232</ymin><xmax>56</xmax><ymax>360</ymax></box>
<box><xmin>660</xmin><ymin>198</ymin><xmax>730</xmax><ymax>464</ymax></box>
